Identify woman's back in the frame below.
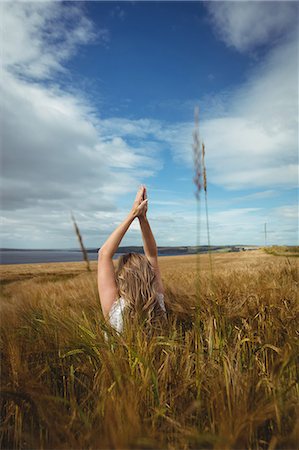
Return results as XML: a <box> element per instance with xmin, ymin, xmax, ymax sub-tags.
<box><xmin>108</xmin><ymin>292</ymin><xmax>166</xmax><ymax>334</ymax></box>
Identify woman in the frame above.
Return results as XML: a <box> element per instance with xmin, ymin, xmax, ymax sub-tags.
<box><xmin>97</xmin><ymin>185</ymin><xmax>167</xmax><ymax>335</ymax></box>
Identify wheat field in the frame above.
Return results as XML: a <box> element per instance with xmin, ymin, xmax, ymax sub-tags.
<box><xmin>0</xmin><ymin>250</ymin><xmax>298</xmax><ymax>449</ymax></box>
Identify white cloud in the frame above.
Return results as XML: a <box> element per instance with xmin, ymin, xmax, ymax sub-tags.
<box><xmin>1</xmin><ymin>1</ymin><xmax>100</xmax><ymax>79</ymax></box>
<box><xmin>193</xmin><ymin>3</ymin><xmax>298</xmax><ymax>194</ymax></box>
<box><xmin>162</xmin><ymin>34</ymin><xmax>298</xmax><ymax>191</ymax></box>
<box><xmin>273</xmin><ymin>205</ymin><xmax>298</xmax><ymax>220</ymax></box>
<box><xmin>0</xmin><ymin>2</ymin><xmax>163</xmax><ymax>248</ymax></box>
<box><xmin>1</xmin><ymin>69</ymin><xmax>162</xmax><ymax>210</ymax></box>
<box><xmin>205</xmin><ymin>2</ymin><xmax>298</xmax><ymax>52</ymax></box>
<box><xmin>231</xmin><ymin>190</ymin><xmax>277</xmax><ymax>202</ymax></box>
<box><xmin>213</xmin><ymin>164</ymin><xmax>297</xmax><ymax>191</ymax></box>
<box><xmin>145</xmin><ymin>204</ymin><xmax>297</xmax><ymax>246</ymax></box>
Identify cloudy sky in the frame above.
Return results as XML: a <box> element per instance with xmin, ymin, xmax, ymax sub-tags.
<box><xmin>1</xmin><ymin>1</ymin><xmax>298</xmax><ymax>249</ymax></box>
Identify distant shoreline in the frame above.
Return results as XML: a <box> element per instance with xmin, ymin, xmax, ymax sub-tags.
<box><xmin>0</xmin><ymin>246</ymin><xmax>260</xmax><ymax>265</ymax></box>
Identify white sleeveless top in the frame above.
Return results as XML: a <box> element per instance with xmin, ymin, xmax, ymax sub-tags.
<box><xmin>108</xmin><ymin>292</ymin><xmax>166</xmax><ymax>334</ymax></box>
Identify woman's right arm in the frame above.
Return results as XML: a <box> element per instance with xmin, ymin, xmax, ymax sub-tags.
<box><xmin>98</xmin><ymin>188</ymin><xmax>148</xmax><ymax>318</ymax></box>
<box><xmin>138</xmin><ymin>186</ymin><xmax>164</xmax><ymax>294</ymax></box>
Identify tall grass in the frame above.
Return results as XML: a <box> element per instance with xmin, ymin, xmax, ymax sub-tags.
<box><xmin>201</xmin><ymin>141</ymin><xmax>213</xmax><ymax>277</ymax></box>
<box><xmin>71</xmin><ymin>211</ymin><xmax>91</xmax><ymax>272</ymax></box>
<box><xmin>0</xmin><ymin>252</ymin><xmax>298</xmax><ymax>449</ymax></box>
<box><xmin>192</xmin><ymin>106</ymin><xmax>202</xmax><ymax>313</ymax></box>
<box><xmin>263</xmin><ymin>246</ymin><xmax>299</xmax><ymax>257</ymax></box>
<box><xmin>193</xmin><ymin>107</ymin><xmax>213</xmax><ymax>279</ymax></box>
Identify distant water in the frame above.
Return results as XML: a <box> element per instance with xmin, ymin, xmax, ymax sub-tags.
<box><xmin>0</xmin><ymin>250</ymin><xmax>124</xmax><ymax>265</ymax></box>
<box><xmin>0</xmin><ymin>249</ymin><xmax>189</xmax><ymax>265</ymax></box>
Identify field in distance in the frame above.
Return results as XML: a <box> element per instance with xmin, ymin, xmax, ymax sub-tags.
<box><xmin>0</xmin><ymin>247</ymin><xmax>296</xmax><ymax>285</ymax></box>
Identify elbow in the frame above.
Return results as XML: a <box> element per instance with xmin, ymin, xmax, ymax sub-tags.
<box><xmin>98</xmin><ymin>247</ymin><xmax>112</xmax><ymax>259</ymax></box>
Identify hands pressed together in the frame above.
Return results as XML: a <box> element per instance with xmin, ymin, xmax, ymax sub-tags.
<box><xmin>130</xmin><ymin>185</ymin><xmax>148</xmax><ymax>219</ymax></box>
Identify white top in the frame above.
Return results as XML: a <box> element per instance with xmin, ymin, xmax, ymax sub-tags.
<box><xmin>108</xmin><ymin>292</ymin><xmax>166</xmax><ymax>334</ymax></box>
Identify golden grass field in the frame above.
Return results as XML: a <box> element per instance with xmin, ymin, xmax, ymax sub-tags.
<box><xmin>0</xmin><ymin>250</ymin><xmax>298</xmax><ymax>449</ymax></box>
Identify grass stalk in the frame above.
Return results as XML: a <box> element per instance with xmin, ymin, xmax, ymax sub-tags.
<box><xmin>71</xmin><ymin>211</ymin><xmax>91</xmax><ymax>272</ymax></box>
<box><xmin>192</xmin><ymin>105</ymin><xmax>202</xmax><ymax>310</ymax></box>
<box><xmin>201</xmin><ymin>142</ymin><xmax>214</xmax><ymax>278</ymax></box>
<box><xmin>192</xmin><ymin>105</ymin><xmax>204</xmax><ymax>394</ymax></box>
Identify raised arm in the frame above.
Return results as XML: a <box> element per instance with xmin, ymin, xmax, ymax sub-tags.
<box><xmin>98</xmin><ymin>187</ymin><xmax>148</xmax><ymax>318</ymax></box>
<box><xmin>138</xmin><ymin>186</ymin><xmax>164</xmax><ymax>294</ymax></box>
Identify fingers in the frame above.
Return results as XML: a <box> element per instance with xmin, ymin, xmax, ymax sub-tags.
<box><xmin>136</xmin><ymin>185</ymin><xmax>147</xmax><ymax>202</ymax></box>
<box><xmin>134</xmin><ymin>196</ymin><xmax>148</xmax><ymax>217</ymax></box>
<box><xmin>137</xmin><ymin>198</ymin><xmax>148</xmax><ymax>211</ymax></box>
<box><xmin>142</xmin><ymin>185</ymin><xmax>147</xmax><ymax>200</ymax></box>
<box><xmin>135</xmin><ymin>186</ymin><xmax>143</xmax><ymax>201</ymax></box>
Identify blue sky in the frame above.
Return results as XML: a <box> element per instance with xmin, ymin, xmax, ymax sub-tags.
<box><xmin>1</xmin><ymin>1</ymin><xmax>298</xmax><ymax>248</ymax></box>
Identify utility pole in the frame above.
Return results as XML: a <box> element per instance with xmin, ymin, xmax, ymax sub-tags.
<box><xmin>264</xmin><ymin>222</ymin><xmax>267</xmax><ymax>247</ymax></box>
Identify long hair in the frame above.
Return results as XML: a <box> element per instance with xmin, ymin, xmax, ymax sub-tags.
<box><xmin>115</xmin><ymin>252</ymin><xmax>167</xmax><ymax>334</ymax></box>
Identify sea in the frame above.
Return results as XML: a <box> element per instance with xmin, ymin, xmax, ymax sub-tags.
<box><xmin>0</xmin><ymin>246</ymin><xmax>249</xmax><ymax>265</ymax></box>
<box><xmin>0</xmin><ymin>250</ymin><xmax>119</xmax><ymax>265</ymax></box>
<box><xmin>0</xmin><ymin>249</ymin><xmax>185</xmax><ymax>265</ymax></box>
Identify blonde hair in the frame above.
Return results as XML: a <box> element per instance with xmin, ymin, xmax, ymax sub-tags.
<box><xmin>115</xmin><ymin>252</ymin><xmax>167</xmax><ymax>333</ymax></box>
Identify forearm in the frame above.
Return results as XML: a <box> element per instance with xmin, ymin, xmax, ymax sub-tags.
<box><xmin>138</xmin><ymin>216</ymin><xmax>158</xmax><ymax>258</ymax></box>
<box><xmin>99</xmin><ymin>213</ymin><xmax>135</xmax><ymax>258</ymax></box>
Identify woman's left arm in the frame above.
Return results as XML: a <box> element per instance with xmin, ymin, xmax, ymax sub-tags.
<box><xmin>98</xmin><ymin>187</ymin><xmax>148</xmax><ymax>318</ymax></box>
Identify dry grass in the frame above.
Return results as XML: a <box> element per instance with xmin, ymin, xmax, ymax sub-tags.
<box><xmin>71</xmin><ymin>212</ymin><xmax>91</xmax><ymax>272</ymax></box>
<box><xmin>0</xmin><ymin>250</ymin><xmax>298</xmax><ymax>449</ymax></box>
<box><xmin>263</xmin><ymin>246</ymin><xmax>299</xmax><ymax>258</ymax></box>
